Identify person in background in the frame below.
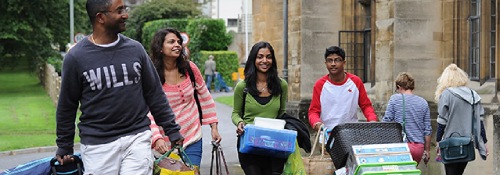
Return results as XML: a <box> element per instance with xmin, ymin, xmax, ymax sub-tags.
<box><xmin>308</xmin><ymin>46</ymin><xmax>377</xmax><ymax>132</ymax></box>
<box><xmin>204</xmin><ymin>55</ymin><xmax>216</xmax><ymax>92</ymax></box>
<box><xmin>435</xmin><ymin>64</ymin><xmax>488</xmax><ymax>175</ymax></box>
<box><xmin>231</xmin><ymin>41</ymin><xmax>288</xmax><ymax>175</ymax></box>
<box><xmin>383</xmin><ymin>72</ymin><xmax>432</xmax><ymax>166</ymax></box>
<box><xmin>55</xmin><ymin>1</ymin><xmax>183</xmax><ymax>174</ymax></box>
<box><xmin>148</xmin><ymin>28</ymin><xmax>221</xmax><ymax>168</ymax></box>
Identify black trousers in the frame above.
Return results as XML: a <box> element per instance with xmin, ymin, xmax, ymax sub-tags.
<box><xmin>237</xmin><ymin>137</ymin><xmax>287</xmax><ymax>175</ymax></box>
<box><xmin>444</xmin><ymin>162</ymin><xmax>468</xmax><ymax>175</ymax></box>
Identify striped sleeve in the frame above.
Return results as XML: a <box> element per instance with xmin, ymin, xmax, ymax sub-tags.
<box><xmin>148</xmin><ymin>113</ymin><xmax>165</xmax><ymax>148</ymax></box>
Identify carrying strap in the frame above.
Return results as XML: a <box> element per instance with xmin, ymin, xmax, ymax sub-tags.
<box><xmin>186</xmin><ymin>65</ymin><xmax>203</xmax><ymax>124</ymax></box>
<box><xmin>401</xmin><ymin>94</ymin><xmax>410</xmax><ymax>142</ymax></box>
<box><xmin>470</xmin><ymin>89</ymin><xmax>478</xmax><ymax>146</ymax></box>
<box><xmin>210</xmin><ymin>142</ymin><xmax>229</xmax><ymax>175</ymax></box>
<box><xmin>309</xmin><ymin>124</ymin><xmax>326</xmax><ymax>159</ymax></box>
<box><xmin>240</xmin><ymin>88</ymin><xmax>248</xmax><ymax>119</ymax></box>
<box><xmin>155</xmin><ymin>146</ymin><xmax>195</xmax><ymax>168</ymax></box>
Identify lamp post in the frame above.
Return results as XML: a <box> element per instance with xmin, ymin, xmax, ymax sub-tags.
<box><xmin>69</xmin><ymin>0</ymin><xmax>74</xmax><ymax>45</ymax></box>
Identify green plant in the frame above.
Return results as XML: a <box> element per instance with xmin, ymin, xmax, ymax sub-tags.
<box><xmin>186</xmin><ymin>18</ymin><xmax>233</xmax><ymax>65</ymax></box>
<box><xmin>199</xmin><ymin>51</ymin><xmax>239</xmax><ymax>87</ymax></box>
<box><xmin>123</xmin><ymin>0</ymin><xmax>201</xmax><ymax>42</ymax></box>
<box><xmin>46</xmin><ymin>55</ymin><xmax>63</xmax><ymax>75</ymax></box>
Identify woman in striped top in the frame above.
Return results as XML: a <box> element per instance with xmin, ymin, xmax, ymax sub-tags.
<box><xmin>147</xmin><ymin>28</ymin><xmax>221</xmax><ymax>167</ymax></box>
<box><xmin>383</xmin><ymin>72</ymin><xmax>432</xmax><ymax>166</ymax></box>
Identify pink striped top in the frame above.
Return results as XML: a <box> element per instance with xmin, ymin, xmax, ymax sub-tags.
<box><xmin>148</xmin><ymin>61</ymin><xmax>218</xmax><ymax>148</ymax></box>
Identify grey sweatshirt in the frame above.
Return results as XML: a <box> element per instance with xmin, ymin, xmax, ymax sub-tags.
<box><xmin>437</xmin><ymin>86</ymin><xmax>487</xmax><ymax>160</ymax></box>
<box><xmin>56</xmin><ymin>34</ymin><xmax>181</xmax><ymax>156</ymax></box>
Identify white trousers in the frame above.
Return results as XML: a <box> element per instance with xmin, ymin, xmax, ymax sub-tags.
<box><xmin>81</xmin><ymin>130</ymin><xmax>153</xmax><ymax>175</ymax></box>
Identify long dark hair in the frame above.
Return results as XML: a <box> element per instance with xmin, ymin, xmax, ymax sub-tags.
<box><xmin>244</xmin><ymin>41</ymin><xmax>282</xmax><ymax>96</ymax></box>
<box><xmin>150</xmin><ymin>28</ymin><xmax>189</xmax><ymax>84</ymax></box>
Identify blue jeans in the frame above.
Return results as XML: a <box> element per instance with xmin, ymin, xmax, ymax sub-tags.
<box><xmin>205</xmin><ymin>75</ymin><xmax>214</xmax><ymax>91</ymax></box>
<box><xmin>184</xmin><ymin>139</ymin><xmax>203</xmax><ymax>167</ymax></box>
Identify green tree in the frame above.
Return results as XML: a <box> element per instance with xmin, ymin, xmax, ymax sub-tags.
<box><xmin>123</xmin><ymin>0</ymin><xmax>202</xmax><ymax>43</ymax></box>
<box><xmin>0</xmin><ymin>0</ymin><xmax>90</xmax><ymax>70</ymax></box>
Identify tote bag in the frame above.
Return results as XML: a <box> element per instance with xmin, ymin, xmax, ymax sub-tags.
<box><xmin>302</xmin><ymin>124</ymin><xmax>335</xmax><ymax>175</ymax></box>
<box><xmin>154</xmin><ymin>146</ymin><xmax>198</xmax><ymax>175</ymax></box>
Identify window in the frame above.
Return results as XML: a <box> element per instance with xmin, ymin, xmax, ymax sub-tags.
<box><xmin>227</xmin><ymin>18</ymin><xmax>238</xmax><ymax>27</ymax></box>
<box><xmin>469</xmin><ymin>0</ymin><xmax>480</xmax><ymax>80</ymax></box>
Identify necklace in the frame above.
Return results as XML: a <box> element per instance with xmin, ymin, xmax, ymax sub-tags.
<box><xmin>90</xmin><ymin>34</ymin><xmax>96</xmax><ymax>44</ymax></box>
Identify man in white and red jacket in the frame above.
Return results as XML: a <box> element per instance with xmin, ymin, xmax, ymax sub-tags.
<box><xmin>308</xmin><ymin>46</ymin><xmax>377</xmax><ymax>131</ymax></box>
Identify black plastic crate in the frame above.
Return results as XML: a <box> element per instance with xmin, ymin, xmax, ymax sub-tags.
<box><xmin>325</xmin><ymin>122</ymin><xmax>403</xmax><ymax>169</ymax></box>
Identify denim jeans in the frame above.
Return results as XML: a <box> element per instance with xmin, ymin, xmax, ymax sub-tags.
<box><xmin>184</xmin><ymin>139</ymin><xmax>203</xmax><ymax>167</ymax></box>
<box><xmin>205</xmin><ymin>75</ymin><xmax>214</xmax><ymax>91</ymax></box>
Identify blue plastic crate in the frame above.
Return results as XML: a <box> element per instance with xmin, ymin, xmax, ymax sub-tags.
<box><xmin>239</xmin><ymin>124</ymin><xmax>297</xmax><ymax>158</ymax></box>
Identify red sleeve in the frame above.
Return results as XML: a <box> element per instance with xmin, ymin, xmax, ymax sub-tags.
<box><xmin>308</xmin><ymin>76</ymin><xmax>327</xmax><ymax>127</ymax></box>
<box><xmin>349</xmin><ymin>73</ymin><xmax>377</xmax><ymax>121</ymax></box>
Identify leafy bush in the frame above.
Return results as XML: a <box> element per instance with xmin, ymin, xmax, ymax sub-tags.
<box><xmin>46</xmin><ymin>55</ymin><xmax>63</xmax><ymax>75</ymax></box>
<box><xmin>141</xmin><ymin>19</ymin><xmax>190</xmax><ymax>52</ymax></box>
<box><xmin>123</xmin><ymin>0</ymin><xmax>201</xmax><ymax>42</ymax></box>
<box><xmin>186</xmin><ymin>18</ymin><xmax>233</xmax><ymax>65</ymax></box>
<box><xmin>199</xmin><ymin>51</ymin><xmax>239</xmax><ymax>87</ymax></box>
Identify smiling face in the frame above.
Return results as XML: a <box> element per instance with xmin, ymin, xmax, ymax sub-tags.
<box><xmin>162</xmin><ymin>33</ymin><xmax>183</xmax><ymax>60</ymax></box>
<box><xmin>254</xmin><ymin>48</ymin><xmax>273</xmax><ymax>74</ymax></box>
<box><xmin>100</xmin><ymin>0</ymin><xmax>129</xmax><ymax>33</ymax></box>
<box><xmin>324</xmin><ymin>53</ymin><xmax>345</xmax><ymax>76</ymax></box>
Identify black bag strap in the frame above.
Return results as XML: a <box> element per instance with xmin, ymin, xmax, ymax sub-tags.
<box><xmin>240</xmin><ymin>88</ymin><xmax>248</xmax><ymax>119</ymax></box>
<box><xmin>470</xmin><ymin>89</ymin><xmax>478</xmax><ymax>145</ymax></box>
<box><xmin>186</xmin><ymin>65</ymin><xmax>203</xmax><ymax>124</ymax></box>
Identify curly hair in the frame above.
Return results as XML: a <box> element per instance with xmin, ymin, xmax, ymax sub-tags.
<box><xmin>434</xmin><ymin>64</ymin><xmax>469</xmax><ymax>101</ymax></box>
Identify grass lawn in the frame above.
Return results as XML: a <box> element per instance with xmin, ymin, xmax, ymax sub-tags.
<box><xmin>0</xmin><ymin>67</ymin><xmax>79</xmax><ymax>151</ymax></box>
<box><xmin>214</xmin><ymin>95</ymin><xmax>233</xmax><ymax>108</ymax></box>
<box><xmin>0</xmin><ymin>65</ymin><xmax>231</xmax><ymax>152</ymax></box>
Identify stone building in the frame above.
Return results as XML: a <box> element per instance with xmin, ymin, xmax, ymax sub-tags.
<box><xmin>252</xmin><ymin>0</ymin><xmax>499</xmax><ymax>174</ymax></box>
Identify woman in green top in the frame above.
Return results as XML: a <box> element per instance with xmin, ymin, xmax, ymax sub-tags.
<box><xmin>231</xmin><ymin>41</ymin><xmax>288</xmax><ymax>175</ymax></box>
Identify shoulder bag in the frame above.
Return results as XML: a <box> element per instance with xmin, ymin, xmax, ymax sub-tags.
<box><xmin>438</xmin><ymin>89</ymin><xmax>476</xmax><ymax>164</ymax></box>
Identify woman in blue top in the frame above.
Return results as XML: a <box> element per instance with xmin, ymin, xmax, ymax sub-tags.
<box><xmin>231</xmin><ymin>41</ymin><xmax>288</xmax><ymax>175</ymax></box>
<box><xmin>383</xmin><ymin>72</ymin><xmax>432</xmax><ymax>166</ymax></box>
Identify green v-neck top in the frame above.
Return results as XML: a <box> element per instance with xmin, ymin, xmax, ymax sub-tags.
<box><xmin>231</xmin><ymin>79</ymin><xmax>288</xmax><ymax>126</ymax></box>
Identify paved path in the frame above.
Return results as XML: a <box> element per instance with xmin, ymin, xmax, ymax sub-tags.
<box><xmin>0</xmin><ymin>91</ymin><xmax>244</xmax><ymax>175</ymax></box>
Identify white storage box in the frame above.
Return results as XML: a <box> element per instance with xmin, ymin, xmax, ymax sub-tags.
<box><xmin>352</xmin><ymin>143</ymin><xmax>410</xmax><ymax>155</ymax></box>
<box><xmin>254</xmin><ymin>117</ymin><xmax>286</xmax><ymax>130</ymax></box>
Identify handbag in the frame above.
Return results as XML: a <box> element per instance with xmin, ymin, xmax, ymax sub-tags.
<box><xmin>438</xmin><ymin>89</ymin><xmax>477</xmax><ymax>164</ymax></box>
<box><xmin>154</xmin><ymin>146</ymin><xmax>198</xmax><ymax>175</ymax></box>
<box><xmin>302</xmin><ymin>124</ymin><xmax>335</xmax><ymax>175</ymax></box>
<box><xmin>210</xmin><ymin>141</ymin><xmax>229</xmax><ymax>175</ymax></box>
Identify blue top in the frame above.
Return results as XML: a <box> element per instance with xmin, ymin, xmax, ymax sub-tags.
<box><xmin>383</xmin><ymin>94</ymin><xmax>432</xmax><ymax>144</ymax></box>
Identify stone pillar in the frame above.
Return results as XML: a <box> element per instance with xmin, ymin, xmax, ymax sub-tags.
<box><xmin>494</xmin><ymin>106</ymin><xmax>500</xmax><ymax>175</ymax></box>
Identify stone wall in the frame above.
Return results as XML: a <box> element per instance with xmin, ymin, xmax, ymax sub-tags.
<box><xmin>39</xmin><ymin>63</ymin><xmax>61</xmax><ymax>106</ymax></box>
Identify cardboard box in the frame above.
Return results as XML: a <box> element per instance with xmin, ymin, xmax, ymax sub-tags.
<box><xmin>239</xmin><ymin>124</ymin><xmax>297</xmax><ymax>158</ymax></box>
